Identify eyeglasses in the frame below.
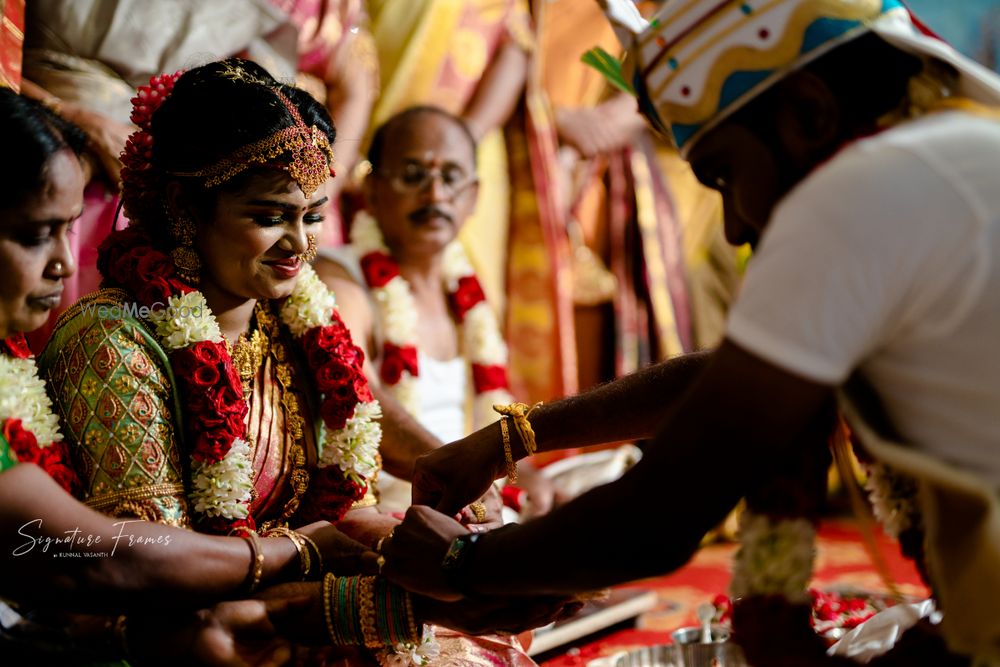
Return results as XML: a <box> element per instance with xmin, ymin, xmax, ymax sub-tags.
<box><xmin>379</xmin><ymin>162</ymin><xmax>478</xmax><ymax>197</ymax></box>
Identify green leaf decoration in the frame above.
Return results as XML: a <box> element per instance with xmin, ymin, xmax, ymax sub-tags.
<box><xmin>581</xmin><ymin>47</ymin><xmax>635</xmax><ymax>96</ymax></box>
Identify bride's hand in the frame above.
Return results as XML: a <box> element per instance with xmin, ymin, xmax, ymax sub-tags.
<box><xmin>295</xmin><ymin>521</ymin><xmax>380</xmax><ymax>575</ymax></box>
<box><xmin>128</xmin><ymin>599</ymin><xmax>296</xmax><ymax>666</ymax></box>
<box><xmin>456</xmin><ymin>483</ymin><xmax>503</xmax><ymax>530</ymax></box>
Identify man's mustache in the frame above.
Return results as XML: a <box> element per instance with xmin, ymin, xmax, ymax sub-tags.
<box><xmin>409</xmin><ymin>205</ymin><xmax>453</xmax><ymax>224</ymax></box>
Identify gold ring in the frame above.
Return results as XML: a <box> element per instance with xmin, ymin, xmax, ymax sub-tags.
<box><xmin>469</xmin><ymin>501</ymin><xmax>487</xmax><ymax>523</ymax></box>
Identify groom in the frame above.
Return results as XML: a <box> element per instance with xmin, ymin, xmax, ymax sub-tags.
<box><xmin>382</xmin><ymin>2</ymin><xmax>1000</xmax><ymax>664</ymax></box>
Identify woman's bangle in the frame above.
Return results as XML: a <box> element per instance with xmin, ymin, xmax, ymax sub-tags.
<box><xmin>323</xmin><ymin>575</ymin><xmax>419</xmax><ymax>647</ymax></box>
<box><xmin>241</xmin><ymin>531</ymin><xmax>265</xmax><ymax>594</ymax></box>
<box><xmin>298</xmin><ymin>532</ymin><xmax>323</xmax><ymax>575</ymax></box>
<box><xmin>322</xmin><ymin>573</ymin><xmax>338</xmax><ymax>644</ymax></box>
<box><xmin>264</xmin><ymin>527</ymin><xmax>314</xmax><ymax>580</ymax></box>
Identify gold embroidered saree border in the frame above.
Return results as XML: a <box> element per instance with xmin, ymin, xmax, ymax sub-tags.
<box><xmin>85</xmin><ymin>482</ymin><xmax>186</xmax><ymax>512</ymax></box>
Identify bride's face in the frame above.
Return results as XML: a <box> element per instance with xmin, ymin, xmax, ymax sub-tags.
<box><xmin>195</xmin><ymin>170</ymin><xmax>326</xmax><ymax>302</ymax></box>
<box><xmin>0</xmin><ymin>150</ymin><xmax>83</xmax><ymax>338</ymax></box>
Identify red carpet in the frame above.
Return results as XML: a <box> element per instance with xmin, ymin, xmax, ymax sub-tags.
<box><xmin>541</xmin><ymin>519</ymin><xmax>930</xmax><ymax>666</ymax></box>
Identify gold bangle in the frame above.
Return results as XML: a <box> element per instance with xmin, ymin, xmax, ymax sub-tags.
<box><xmin>297</xmin><ymin>532</ymin><xmax>323</xmax><ymax>575</ymax></box>
<box><xmin>493</xmin><ymin>402</ymin><xmax>542</xmax><ymax>457</ymax></box>
<box><xmin>265</xmin><ymin>527</ymin><xmax>312</xmax><ymax>580</ymax></box>
<box><xmin>322</xmin><ymin>573</ymin><xmax>337</xmax><ymax>644</ymax></box>
<box><xmin>359</xmin><ymin>576</ymin><xmax>380</xmax><ymax>648</ymax></box>
<box><xmin>498</xmin><ymin>416</ymin><xmax>518</xmax><ymax>484</ymax></box>
<box><xmin>404</xmin><ymin>590</ymin><xmax>420</xmax><ymax>643</ymax></box>
<box><xmin>242</xmin><ymin>532</ymin><xmax>265</xmax><ymax>594</ymax></box>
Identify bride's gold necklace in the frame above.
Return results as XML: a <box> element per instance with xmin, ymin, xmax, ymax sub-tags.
<box><xmin>255</xmin><ymin>303</ymin><xmax>310</xmax><ymax>530</ymax></box>
<box><xmin>224</xmin><ymin>302</ymin><xmax>309</xmax><ymax>527</ymax></box>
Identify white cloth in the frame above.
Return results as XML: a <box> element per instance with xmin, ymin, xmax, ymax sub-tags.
<box><xmin>413</xmin><ymin>352</ymin><xmax>468</xmax><ymax>444</ymax></box>
<box><xmin>727</xmin><ymin>111</ymin><xmax>1000</xmax><ymax>488</ymax></box>
<box><xmin>828</xmin><ymin>599</ymin><xmax>940</xmax><ymax>663</ymax></box>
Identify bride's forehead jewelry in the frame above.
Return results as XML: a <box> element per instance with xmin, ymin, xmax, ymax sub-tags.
<box><xmin>169</xmin><ymin>87</ymin><xmax>335</xmax><ymax>198</ymax></box>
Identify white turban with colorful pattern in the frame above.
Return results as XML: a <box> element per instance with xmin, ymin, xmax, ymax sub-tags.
<box><xmin>602</xmin><ymin>0</ymin><xmax>1000</xmax><ymax>155</ymax></box>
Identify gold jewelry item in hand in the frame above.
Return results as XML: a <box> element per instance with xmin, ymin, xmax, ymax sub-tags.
<box><xmin>493</xmin><ymin>402</ymin><xmax>543</xmax><ymax>456</ymax></box>
<box><xmin>469</xmin><ymin>501</ymin><xmax>487</xmax><ymax>523</ymax></box>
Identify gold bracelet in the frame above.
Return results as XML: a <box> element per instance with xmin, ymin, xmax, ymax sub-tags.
<box><xmin>404</xmin><ymin>590</ymin><xmax>420</xmax><ymax>643</ymax></box>
<box><xmin>359</xmin><ymin>576</ymin><xmax>380</xmax><ymax>648</ymax></box>
<box><xmin>493</xmin><ymin>402</ymin><xmax>542</xmax><ymax>457</ymax></box>
<box><xmin>242</xmin><ymin>532</ymin><xmax>265</xmax><ymax>594</ymax></box>
<box><xmin>297</xmin><ymin>532</ymin><xmax>323</xmax><ymax>575</ymax></box>
<box><xmin>265</xmin><ymin>527</ymin><xmax>312</xmax><ymax>580</ymax></box>
<box><xmin>322</xmin><ymin>573</ymin><xmax>337</xmax><ymax>644</ymax></box>
<box><xmin>498</xmin><ymin>416</ymin><xmax>518</xmax><ymax>484</ymax></box>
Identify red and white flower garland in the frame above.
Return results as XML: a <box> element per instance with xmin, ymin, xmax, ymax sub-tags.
<box><xmin>350</xmin><ymin>211</ymin><xmax>512</xmax><ymax>427</ymax></box>
<box><xmin>99</xmin><ymin>228</ymin><xmax>382</xmax><ymax>532</ymax></box>
<box><xmin>0</xmin><ymin>335</ymin><xmax>80</xmax><ymax>493</ymax></box>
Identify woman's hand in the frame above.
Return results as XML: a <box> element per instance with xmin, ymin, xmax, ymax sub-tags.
<box><xmin>59</xmin><ymin>104</ymin><xmax>133</xmax><ymax>187</ymax></box>
<box><xmin>334</xmin><ymin>508</ymin><xmax>402</xmax><ymax>550</ymax></box>
<box><xmin>128</xmin><ymin>600</ymin><xmax>294</xmax><ymax>666</ymax></box>
<box><xmin>255</xmin><ymin>582</ymin><xmax>327</xmax><ymax>646</ymax></box>
<box><xmin>456</xmin><ymin>483</ymin><xmax>503</xmax><ymax>530</ymax></box>
<box><xmin>295</xmin><ymin>520</ymin><xmax>380</xmax><ymax>576</ymax></box>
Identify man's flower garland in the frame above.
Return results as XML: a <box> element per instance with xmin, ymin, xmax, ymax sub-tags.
<box><xmin>350</xmin><ymin>211</ymin><xmax>512</xmax><ymax>427</ymax></box>
<box><xmin>0</xmin><ymin>335</ymin><xmax>80</xmax><ymax>493</ymax></box>
<box><xmin>729</xmin><ymin>510</ymin><xmax>817</xmax><ymax>603</ymax></box>
<box><xmin>863</xmin><ymin>462</ymin><xmax>919</xmax><ymax>540</ymax></box>
<box><xmin>98</xmin><ymin>229</ymin><xmax>382</xmax><ymax>532</ymax></box>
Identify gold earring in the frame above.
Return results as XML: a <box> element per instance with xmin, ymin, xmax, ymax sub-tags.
<box><xmin>299</xmin><ymin>234</ymin><xmax>318</xmax><ymax>263</ymax></box>
<box><xmin>167</xmin><ymin>208</ymin><xmax>201</xmax><ymax>284</ymax></box>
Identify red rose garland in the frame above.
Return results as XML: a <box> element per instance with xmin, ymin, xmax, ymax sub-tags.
<box><xmin>350</xmin><ymin>212</ymin><xmax>513</xmax><ymax>428</ymax></box>
<box><xmin>97</xmin><ymin>227</ymin><xmax>377</xmax><ymax>532</ymax></box>
<box><xmin>0</xmin><ymin>334</ymin><xmax>81</xmax><ymax>495</ymax></box>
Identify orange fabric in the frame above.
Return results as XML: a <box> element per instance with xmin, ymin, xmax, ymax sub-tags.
<box><xmin>0</xmin><ymin>0</ymin><xmax>25</xmax><ymax>91</ymax></box>
<box><xmin>539</xmin><ymin>0</ymin><xmax>621</xmax><ymax>109</ymax></box>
